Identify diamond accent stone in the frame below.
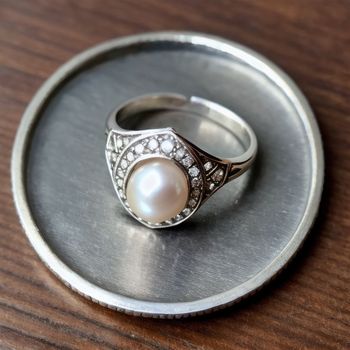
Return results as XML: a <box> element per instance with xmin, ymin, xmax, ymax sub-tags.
<box><xmin>183</xmin><ymin>208</ymin><xmax>190</xmax><ymax>216</ymax></box>
<box><xmin>127</xmin><ymin>152</ymin><xmax>134</xmax><ymax>162</ymax></box>
<box><xmin>209</xmin><ymin>183</ymin><xmax>215</xmax><ymax>191</ymax></box>
<box><xmin>123</xmin><ymin>137</ymin><xmax>129</xmax><ymax>146</ymax></box>
<box><xmin>189</xmin><ymin>166</ymin><xmax>200</xmax><ymax>177</ymax></box>
<box><xmin>121</xmin><ymin>160</ymin><xmax>128</xmax><ymax>169</ymax></box>
<box><xmin>175</xmin><ymin>148</ymin><xmax>185</xmax><ymax>160</ymax></box>
<box><xmin>212</xmin><ymin>169</ymin><xmax>224</xmax><ymax>182</ymax></box>
<box><xmin>117</xmin><ymin>170</ymin><xmax>124</xmax><ymax>178</ymax></box>
<box><xmin>191</xmin><ymin>178</ymin><xmax>201</xmax><ymax>187</ymax></box>
<box><xmin>109</xmin><ymin>151</ymin><xmax>117</xmax><ymax>162</ymax></box>
<box><xmin>188</xmin><ymin>199</ymin><xmax>196</xmax><ymax>208</ymax></box>
<box><xmin>204</xmin><ymin>161</ymin><xmax>213</xmax><ymax>171</ymax></box>
<box><xmin>192</xmin><ymin>188</ymin><xmax>201</xmax><ymax>198</ymax></box>
<box><xmin>135</xmin><ymin>144</ymin><xmax>144</xmax><ymax>154</ymax></box>
<box><xmin>182</xmin><ymin>156</ymin><xmax>194</xmax><ymax>168</ymax></box>
<box><xmin>161</xmin><ymin>139</ymin><xmax>174</xmax><ymax>154</ymax></box>
<box><xmin>148</xmin><ymin>139</ymin><xmax>159</xmax><ymax>150</ymax></box>
<box><xmin>117</xmin><ymin>179</ymin><xmax>123</xmax><ymax>187</ymax></box>
<box><xmin>116</xmin><ymin>138</ymin><xmax>123</xmax><ymax>149</ymax></box>
<box><xmin>175</xmin><ymin>214</ymin><xmax>182</xmax><ymax>221</ymax></box>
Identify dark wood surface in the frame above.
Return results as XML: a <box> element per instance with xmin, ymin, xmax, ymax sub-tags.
<box><xmin>0</xmin><ymin>1</ymin><xmax>349</xmax><ymax>349</ymax></box>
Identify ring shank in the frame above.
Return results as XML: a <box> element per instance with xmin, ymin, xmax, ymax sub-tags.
<box><xmin>106</xmin><ymin>94</ymin><xmax>257</xmax><ymax>171</ymax></box>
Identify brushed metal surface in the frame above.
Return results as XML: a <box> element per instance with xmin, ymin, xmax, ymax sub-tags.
<box><xmin>12</xmin><ymin>32</ymin><xmax>323</xmax><ymax>317</ymax></box>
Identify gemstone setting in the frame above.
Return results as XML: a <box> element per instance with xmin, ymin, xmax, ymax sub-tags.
<box><xmin>106</xmin><ymin>130</ymin><xmax>206</xmax><ymax>228</ymax></box>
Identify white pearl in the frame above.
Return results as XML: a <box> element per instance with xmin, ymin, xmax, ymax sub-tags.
<box><xmin>126</xmin><ymin>158</ymin><xmax>189</xmax><ymax>224</ymax></box>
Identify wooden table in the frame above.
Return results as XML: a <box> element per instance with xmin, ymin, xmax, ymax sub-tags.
<box><xmin>0</xmin><ymin>1</ymin><xmax>349</xmax><ymax>349</ymax></box>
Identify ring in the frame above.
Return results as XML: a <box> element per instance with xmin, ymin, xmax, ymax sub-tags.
<box><xmin>105</xmin><ymin>93</ymin><xmax>257</xmax><ymax>229</ymax></box>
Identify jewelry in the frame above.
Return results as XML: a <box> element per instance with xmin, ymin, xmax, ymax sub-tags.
<box><xmin>105</xmin><ymin>93</ymin><xmax>257</xmax><ymax>228</ymax></box>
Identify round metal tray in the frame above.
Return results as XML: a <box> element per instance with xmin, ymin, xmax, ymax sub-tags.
<box><xmin>12</xmin><ymin>32</ymin><xmax>324</xmax><ymax>318</ymax></box>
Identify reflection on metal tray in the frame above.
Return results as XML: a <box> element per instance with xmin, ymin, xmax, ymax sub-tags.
<box><xmin>12</xmin><ymin>32</ymin><xmax>323</xmax><ymax>317</ymax></box>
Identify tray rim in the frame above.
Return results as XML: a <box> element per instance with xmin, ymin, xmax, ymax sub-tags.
<box><xmin>11</xmin><ymin>31</ymin><xmax>324</xmax><ymax>318</ymax></box>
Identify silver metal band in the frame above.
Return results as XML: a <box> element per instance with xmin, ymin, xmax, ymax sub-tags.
<box><xmin>106</xmin><ymin>93</ymin><xmax>257</xmax><ymax>181</ymax></box>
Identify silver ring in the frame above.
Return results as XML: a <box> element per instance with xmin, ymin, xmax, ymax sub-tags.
<box><xmin>105</xmin><ymin>93</ymin><xmax>257</xmax><ymax>228</ymax></box>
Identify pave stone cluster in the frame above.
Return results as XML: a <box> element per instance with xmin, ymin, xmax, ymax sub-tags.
<box><xmin>200</xmin><ymin>156</ymin><xmax>227</xmax><ymax>198</ymax></box>
<box><xmin>106</xmin><ymin>131</ymin><xmax>218</xmax><ymax>227</ymax></box>
<box><xmin>106</xmin><ymin>130</ymin><xmax>228</xmax><ymax>228</ymax></box>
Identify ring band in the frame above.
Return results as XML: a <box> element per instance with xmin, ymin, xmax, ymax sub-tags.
<box><xmin>105</xmin><ymin>93</ymin><xmax>257</xmax><ymax>228</ymax></box>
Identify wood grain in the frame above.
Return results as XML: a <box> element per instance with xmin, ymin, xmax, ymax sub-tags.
<box><xmin>0</xmin><ymin>0</ymin><xmax>349</xmax><ymax>349</ymax></box>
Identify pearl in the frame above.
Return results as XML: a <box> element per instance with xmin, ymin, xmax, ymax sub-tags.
<box><xmin>126</xmin><ymin>158</ymin><xmax>189</xmax><ymax>224</ymax></box>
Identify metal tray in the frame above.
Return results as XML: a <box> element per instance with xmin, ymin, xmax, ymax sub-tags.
<box><xmin>12</xmin><ymin>32</ymin><xmax>324</xmax><ymax>318</ymax></box>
